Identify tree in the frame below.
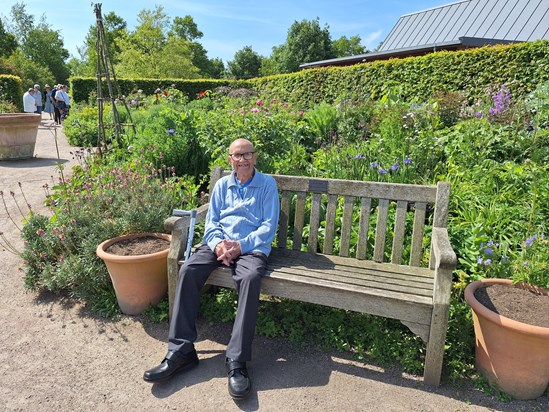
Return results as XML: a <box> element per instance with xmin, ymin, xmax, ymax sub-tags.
<box><xmin>114</xmin><ymin>6</ymin><xmax>199</xmax><ymax>79</ymax></box>
<box><xmin>169</xmin><ymin>15</ymin><xmax>224</xmax><ymax>78</ymax></box>
<box><xmin>332</xmin><ymin>35</ymin><xmax>367</xmax><ymax>57</ymax></box>
<box><xmin>227</xmin><ymin>46</ymin><xmax>262</xmax><ymax>78</ymax></box>
<box><xmin>6</xmin><ymin>3</ymin><xmax>70</xmax><ymax>83</ymax></box>
<box><xmin>0</xmin><ymin>20</ymin><xmax>17</xmax><ymax>58</ymax></box>
<box><xmin>266</xmin><ymin>18</ymin><xmax>334</xmax><ymax>74</ymax></box>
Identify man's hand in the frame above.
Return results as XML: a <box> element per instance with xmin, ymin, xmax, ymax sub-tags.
<box><xmin>215</xmin><ymin>240</ymin><xmax>241</xmax><ymax>266</ymax></box>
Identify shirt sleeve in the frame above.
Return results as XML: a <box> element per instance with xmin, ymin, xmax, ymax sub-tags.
<box><xmin>238</xmin><ymin>177</ymin><xmax>280</xmax><ymax>255</ymax></box>
<box><xmin>203</xmin><ymin>180</ymin><xmax>225</xmax><ymax>252</ymax></box>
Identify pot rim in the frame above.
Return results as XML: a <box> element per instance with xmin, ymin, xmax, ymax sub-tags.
<box><xmin>96</xmin><ymin>232</ymin><xmax>171</xmax><ymax>262</ymax></box>
<box><xmin>464</xmin><ymin>278</ymin><xmax>549</xmax><ymax>336</ymax></box>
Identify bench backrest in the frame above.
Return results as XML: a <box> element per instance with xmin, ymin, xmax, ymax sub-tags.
<box><xmin>210</xmin><ymin>167</ymin><xmax>450</xmax><ymax>268</ymax></box>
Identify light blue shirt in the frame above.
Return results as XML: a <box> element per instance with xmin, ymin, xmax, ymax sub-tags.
<box><xmin>203</xmin><ymin>169</ymin><xmax>280</xmax><ymax>257</ymax></box>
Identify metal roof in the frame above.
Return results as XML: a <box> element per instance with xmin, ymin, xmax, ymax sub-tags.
<box><xmin>300</xmin><ymin>0</ymin><xmax>549</xmax><ymax>69</ymax></box>
<box><xmin>379</xmin><ymin>0</ymin><xmax>549</xmax><ymax>52</ymax></box>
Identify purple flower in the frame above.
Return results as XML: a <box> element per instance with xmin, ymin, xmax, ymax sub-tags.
<box><xmin>167</xmin><ymin>129</ymin><xmax>175</xmax><ymax>135</ymax></box>
<box><xmin>371</xmin><ymin>162</ymin><xmax>379</xmax><ymax>168</ymax></box>
<box><xmin>355</xmin><ymin>154</ymin><xmax>365</xmax><ymax>159</ymax></box>
<box><xmin>483</xmin><ymin>247</ymin><xmax>493</xmax><ymax>255</ymax></box>
<box><xmin>525</xmin><ymin>235</ymin><xmax>537</xmax><ymax>247</ymax></box>
<box><xmin>483</xmin><ymin>259</ymin><xmax>492</xmax><ymax>266</ymax></box>
<box><xmin>404</xmin><ymin>158</ymin><xmax>412</xmax><ymax>165</ymax></box>
<box><xmin>390</xmin><ymin>163</ymin><xmax>399</xmax><ymax>171</ymax></box>
<box><xmin>378</xmin><ymin>168</ymin><xmax>388</xmax><ymax>174</ymax></box>
<box><xmin>477</xmin><ymin>257</ymin><xmax>484</xmax><ymax>264</ymax></box>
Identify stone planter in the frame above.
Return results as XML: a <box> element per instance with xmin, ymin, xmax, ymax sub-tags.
<box><xmin>96</xmin><ymin>233</ymin><xmax>171</xmax><ymax>315</ymax></box>
<box><xmin>0</xmin><ymin>113</ymin><xmax>41</xmax><ymax>160</ymax></box>
<box><xmin>464</xmin><ymin>278</ymin><xmax>549</xmax><ymax>399</ymax></box>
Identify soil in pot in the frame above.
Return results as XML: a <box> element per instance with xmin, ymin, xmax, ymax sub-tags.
<box><xmin>474</xmin><ymin>284</ymin><xmax>549</xmax><ymax>328</ymax></box>
<box><xmin>105</xmin><ymin>235</ymin><xmax>170</xmax><ymax>256</ymax></box>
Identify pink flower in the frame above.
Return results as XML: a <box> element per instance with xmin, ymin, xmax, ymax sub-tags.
<box><xmin>256</xmin><ymin>100</ymin><xmax>264</xmax><ymax>106</ymax></box>
<box><xmin>250</xmin><ymin>108</ymin><xmax>260</xmax><ymax>113</ymax></box>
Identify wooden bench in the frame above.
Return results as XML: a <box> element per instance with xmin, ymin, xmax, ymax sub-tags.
<box><xmin>164</xmin><ymin>166</ymin><xmax>457</xmax><ymax>385</ymax></box>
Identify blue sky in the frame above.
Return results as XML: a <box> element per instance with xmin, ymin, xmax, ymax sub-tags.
<box><xmin>1</xmin><ymin>0</ymin><xmax>447</xmax><ymax>63</ymax></box>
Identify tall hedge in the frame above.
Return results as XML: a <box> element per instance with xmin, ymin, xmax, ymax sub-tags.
<box><xmin>249</xmin><ymin>40</ymin><xmax>549</xmax><ymax>108</ymax></box>
<box><xmin>0</xmin><ymin>75</ymin><xmax>24</xmax><ymax>111</ymax></box>
<box><xmin>68</xmin><ymin>41</ymin><xmax>549</xmax><ymax>106</ymax></box>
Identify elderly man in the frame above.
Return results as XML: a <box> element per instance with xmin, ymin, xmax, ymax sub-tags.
<box><xmin>23</xmin><ymin>88</ymin><xmax>36</xmax><ymax>113</ymax></box>
<box><xmin>144</xmin><ymin>138</ymin><xmax>280</xmax><ymax>400</ymax></box>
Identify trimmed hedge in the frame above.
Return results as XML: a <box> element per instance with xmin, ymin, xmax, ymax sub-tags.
<box><xmin>68</xmin><ymin>41</ymin><xmax>549</xmax><ymax>106</ymax></box>
<box><xmin>0</xmin><ymin>75</ymin><xmax>24</xmax><ymax>112</ymax></box>
<box><xmin>249</xmin><ymin>40</ymin><xmax>549</xmax><ymax>108</ymax></box>
<box><xmin>69</xmin><ymin>77</ymin><xmax>249</xmax><ymax>103</ymax></box>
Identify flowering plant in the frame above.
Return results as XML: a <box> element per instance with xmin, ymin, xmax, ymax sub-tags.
<box><xmin>476</xmin><ymin>234</ymin><xmax>549</xmax><ymax>289</ymax></box>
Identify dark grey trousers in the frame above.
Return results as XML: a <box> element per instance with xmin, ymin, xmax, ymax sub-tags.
<box><xmin>167</xmin><ymin>244</ymin><xmax>267</xmax><ymax>362</ymax></box>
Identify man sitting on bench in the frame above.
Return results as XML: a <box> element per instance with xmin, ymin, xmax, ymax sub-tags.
<box><xmin>144</xmin><ymin>138</ymin><xmax>280</xmax><ymax>400</ymax></box>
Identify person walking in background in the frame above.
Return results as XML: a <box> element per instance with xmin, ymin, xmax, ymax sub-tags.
<box><xmin>44</xmin><ymin>84</ymin><xmax>55</xmax><ymax>120</ymax></box>
<box><xmin>51</xmin><ymin>84</ymin><xmax>61</xmax><ymax>124</ymax></box>
<box><xmin>33</xmin><ymin>84</ymin><xmax>43</xmax><ymax>115</ymax></box>
<box><xmin>54</xmin><ymin>85</ymin><xmax>70</xmax><ymax>124</ymax></box>
<box><xmin>23</xmin><ymin>88</ymin><xmax>36</xmax><ymax>113</ymax></box>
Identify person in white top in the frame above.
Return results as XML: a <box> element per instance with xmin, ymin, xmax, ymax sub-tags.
<box><xmin>23</xmin><ymin>88</ymin><xmax>37</xmax><ymax>113</ymax></box>
<box><xmin>55</xmin><ymin>85</ymin><xmax>71</xmax><ymax>123</ymax></box>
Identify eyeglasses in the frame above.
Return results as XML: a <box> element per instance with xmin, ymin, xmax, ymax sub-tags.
<box><xmin>229</xmin><ymin>151</ymin><xmax>256</xmax><ymax>160</ymax></box>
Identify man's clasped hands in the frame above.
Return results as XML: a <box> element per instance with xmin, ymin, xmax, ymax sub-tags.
<box><xmin>215</xmin><ymin>239</ymin><xmax>241</xmax><ymax>266</ymax></box>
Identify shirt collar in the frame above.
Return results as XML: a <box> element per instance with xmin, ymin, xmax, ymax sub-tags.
<box><xmin>228</xmin><ymin>169</ymin><xmax>259</xmax><ymax>187</ymax></box>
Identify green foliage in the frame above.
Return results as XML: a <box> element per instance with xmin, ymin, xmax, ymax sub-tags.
<box><xmin>250</xmin><ymin>41</ymin><xmax>549</xmax><ymax>109</ymax></box>
<box><xmin>228</xmin><ymin>46</ymin><xmax>262</xmax><ymax>79</ymax></box>
<box><xmin>0</xmin><ymin>74</ymin><xmax>23</xmax><ymax>111</ymax></box>
<box><xmin>21</xmin><ymin>151</ymin><xmax>202</xmax><ymax>313</ymax></box>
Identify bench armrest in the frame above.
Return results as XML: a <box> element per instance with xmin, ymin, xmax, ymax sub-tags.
<box><xmin>165</xmin><ymin>202</ymin><xmax>210</xmax><ymax>318</ymax></box>
<box><xmin>430</xmin><ymin>226</ymin><xmax>456</xmax><ymax>306</ymax></box>
<box><xmin>431</xmin><ymin>227</ymin><xmax>457</xmax><ymax>271</ymax></box>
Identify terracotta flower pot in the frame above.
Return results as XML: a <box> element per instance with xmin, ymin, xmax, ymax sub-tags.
<box><xmin>464</xmin><ymin>278</ymin><xmax>549</xmax><ymax>399</ymax></box>
<box><xmin>96</xmin><ymin>232</ymin><xmax>171</xmax><ymax>315</ymax></box>
<box><xmin>0</xmin><ymin>113</ymin><xmax>41</xmax><ymax>160</ymax></box>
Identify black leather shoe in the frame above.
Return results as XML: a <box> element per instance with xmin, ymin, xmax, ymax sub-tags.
<box><xmin>226</xmin><ymin>358</ymin><xmax>251</xmax><ymax>400</ymax></box>
<box><xmin>143</xmin><ymin>350</ymin><xmax>199</xmax><ymax>383</ymax></box>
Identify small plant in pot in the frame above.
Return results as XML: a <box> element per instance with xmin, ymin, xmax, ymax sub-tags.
<box><xmin>464</xmin><ymin>235</ymin><xmax>549</xmax><ymax>400</ymax></box>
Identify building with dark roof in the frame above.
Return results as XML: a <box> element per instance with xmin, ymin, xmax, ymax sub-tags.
<box><xmin>300</xmin><ymin>0</ymin><xmax>549</xmax><ymax>69</ymax></box>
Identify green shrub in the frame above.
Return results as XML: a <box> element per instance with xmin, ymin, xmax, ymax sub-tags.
<box><xmin>21</xmin><ymin>151</ymin><xmax>203</xmax><ymax>316</ymax></box>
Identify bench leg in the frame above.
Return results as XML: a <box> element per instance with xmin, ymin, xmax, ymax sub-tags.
<box><xmin>423</xmin><ymin>303</ymin><xmax>450</xmax><ymax>385</ymax></box>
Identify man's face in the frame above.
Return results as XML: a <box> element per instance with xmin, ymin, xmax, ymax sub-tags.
<box><xmin>228</xmin><ymin>140</ymin><xmax>257</xmax><ymax>179</ymax></box>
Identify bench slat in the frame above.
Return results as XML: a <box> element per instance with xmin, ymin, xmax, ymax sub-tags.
<box><xmin>292</xmin><ymin>191</ymin><xmax>306</xmax><ymax>250</ymax></box>
<box><xmin>373</xmin><ymin>199</ymin><xmax>389</xmax><ymax>262</ymax></box>
<box><xmin>308</xmin><ymin>193</ymin><xmax>322</xmax><ymax>253</ymax></box>
<box><xmin>323</xmin><ymin>194</ymin><xmax>338</xmax><ymax>254</ymax></box>
<box><xmin>339</xmin><ymin>195</ymin><xmax>355</xmax><ymax>257</ymax></box>
<box><xmin>278</xmin><ymin>190</ymin><xmax>291</xmax><ymax>248</ymax></box>
<box><xmin>391</xmin><ymin>200</ymin><xmax>408</xmax><ymax>264</ymax></box>
<box><xmin>410</xmin><ymin>202</ymin><xmax>427</xmax><ymax>266</ymax></box>
<box><xmin>356</xmin><ymin>197</ymin><xmax>372</xmax><ymax>260</ymax></box>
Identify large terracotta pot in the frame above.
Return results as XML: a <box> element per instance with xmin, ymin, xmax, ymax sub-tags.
<box><xmin>464</xmin><ymin>278</ymin><xmax>549</xmax><ymax>399</ymax></box>
<box><xmin>96</xmin><ymin>232</ymin><xmax>171</xmax><ymax>315</ymax></box>
<box><xmin>0</xmin><ymin>113</ymin><xmax>41</xmax><ymax>160</ymax></box>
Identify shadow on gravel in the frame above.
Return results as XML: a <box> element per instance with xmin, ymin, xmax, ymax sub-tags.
<box><xmin>0</xmin><ymin>157</ymin><xmax>70</xmax><ymax>169</ymax></box>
